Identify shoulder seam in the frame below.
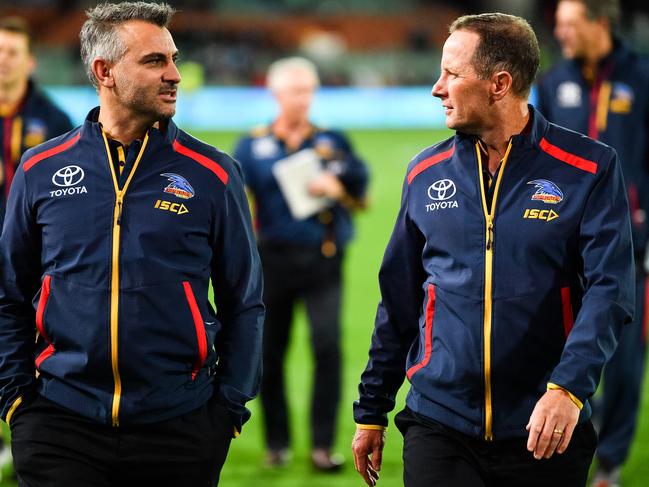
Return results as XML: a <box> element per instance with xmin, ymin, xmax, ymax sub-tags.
<box><xmin>23</xmin><ymin>132</ymin><xmax>81</xmax><ymax>173</ymax></box>
<box><xmin>173</xmin><ymin>139</ymin><xmax>229</xmax><ymax>185</ymax></box>
<box><xmin>539</xmin><ymin>137</ymin><xmax>598</xmax><ymax>174</ymax></box>
<box><xmin>407</xmin><ymin>145</ymin><xmax>455</xmax><ymax>185</ymax></box>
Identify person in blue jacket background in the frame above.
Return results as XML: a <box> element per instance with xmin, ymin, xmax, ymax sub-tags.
<box><xmin>234</xmin><ymin>57</ymin><xmax>369</xmax><ymax>471</ymax></box>
<box><xmin>352</xmin><ymin>13</ymin><xmax>634</xmax><ymax>487</ymax></box>
<box><xmin>0</xmin><ymin>3</ymin><xmax>263</xmax><ymax>486</ymax></box>
<box><xmin>535</xmin><ymin>1</ymin><xmax>649</xmax><ymax>485</ymax></box>
<box><xmin>0</xmin><ymin>17</ymin><xmax>72</xmax><ymax>227</ymax></box>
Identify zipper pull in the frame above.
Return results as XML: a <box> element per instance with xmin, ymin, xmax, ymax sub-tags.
<box><xmin>117</xmin><ymin>198</ymin><xmax>123</xmax><ymax>226</ymax></box>
<box><xmin>486</xmin><ymin>223</ymin><xmax>493</xmax><ymax>251</ymax></box>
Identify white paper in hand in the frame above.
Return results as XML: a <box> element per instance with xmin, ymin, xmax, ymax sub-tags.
<box><xmin>272</xmin><ymin>149</ymin><xmax>332</xmax><ymax>220</ymax></box>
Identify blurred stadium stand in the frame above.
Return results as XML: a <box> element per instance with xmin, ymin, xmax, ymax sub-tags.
<box><xmin>1</xmin><ymin>0</ymin><xmax>647</xmax><ymax>128</ymax></box>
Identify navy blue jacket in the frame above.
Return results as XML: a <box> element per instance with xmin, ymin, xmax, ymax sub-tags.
<box><xmin>0</xmin><ymin>108</ymin><xmax>264</xmax><ymax>431</ymax></box>
<box><xmin>354</xmin><ymin>107</ymin><xmax>634</xmax><ymax>440</ymax></box>
<box><xmin>536</xmin><ymin>41</ymin><xmax>649</xmax><ymax>263</ymax></box>
<box><xmin>234</xmin><ymin>125</ymin><xmax>369</xmax><ymax>249</ymax></box>
<box><xmin>0</xmin><ymin>79</ymin><xmax>73</xmax><ymax>224</ymax></box>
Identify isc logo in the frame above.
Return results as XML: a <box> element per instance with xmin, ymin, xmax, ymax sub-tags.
<box><xmin>523</xmin><ymin>208</ymin><xmax>559</xmax><ymax>222</ymax></box>
<box><xmin>154</xmin><ymin>199</ymin><xmax>189</xmax><ymax>215</ymax></box>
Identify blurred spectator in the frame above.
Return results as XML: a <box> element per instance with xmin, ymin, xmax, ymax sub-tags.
<box><xmin>535</xmin><ymin>1</ymin><xmax>649</xmax><ymax>486</ymax></box>
<box><xmin>234</xmin><ymin>57</ymin><xmax>369</xmax><ymax>471</ymax></box>
<box><xmin>0</xmin><ymin>17</ymin><xmax>72</xmax><ymax>225</ymax></box>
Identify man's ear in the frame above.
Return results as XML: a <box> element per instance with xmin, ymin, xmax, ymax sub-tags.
<box><xmin>490</xmin><ymin>70</ymin><xmax>513</xmax><ymax>101</ymax></box>
<box><xmin>92</xmin><ymin>58</ymin><xmax>115</xmax><ymax>88</ymax></box>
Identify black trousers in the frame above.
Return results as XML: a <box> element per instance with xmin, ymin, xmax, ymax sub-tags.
<box><xmin>10</xmin><ymin>394</ymin><xmax>232</xmax><ymax>487</ymax></box>
<box><xmin>395</xmin><ymin>407</ymin><xmax>596</xmax><ymax>487</ymax></box>
<box><xmin>259</xmin><ymin>241</ymin><xmax>342</xmax><ymax>450</ymax></box>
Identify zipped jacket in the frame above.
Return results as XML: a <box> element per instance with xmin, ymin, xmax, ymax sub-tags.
<box><xmin>354</xmin><ymin>107</ymin><xmax>634</xmax><ymax>440</ymax></box>
<box><xmin>0</xmin><ymin>108</ymin><xmax>264</xmax><ymax>431</ymax></box>
<box><xmin>535</xmin><ymin>41</ymin><xmax>649</xmax><ymax>265</ymax></box>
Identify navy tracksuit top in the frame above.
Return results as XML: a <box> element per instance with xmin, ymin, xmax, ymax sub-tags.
<box><xmin>234</xmin><ymin>125</ymin><xmax>369</xmax><ymax>249</ymax></box>
<box><xmin>0</xmin><ymin>108</ymin><xmax>264</xmax><ymax>431</ymax></box>
<box><xmin>0</xmin><ymin>79</ymin><xmax>73</xmax><ymax>225</ymax></box>
<box><xmin>535</xmin><ymin>41</ymin><xmax>649</xmax><ymax>263</ymax></box>
<box><xmin>354</xmin><ymin>107</ymin><xmax>634</xmax><ymax>440</ymax></box>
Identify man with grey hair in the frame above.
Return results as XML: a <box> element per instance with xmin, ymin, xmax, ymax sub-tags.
<box><xmin>0</xmin><ymin>2</ymin><xmax>264</xmax><ymax>486</ymax></box>
<box><xmin>352</xmin><ymin>12</ymin><xmax>633</xmax><ymax>487</ymax></box>
<box><xmin>234</xmin><ymin>56</ymin><xmax>368</xmax><ymax>470</ymax></box>
<box><xmin>536</xmin><ymin>1</ymin><xmax>649</xmax><ymax>485</ymax></box>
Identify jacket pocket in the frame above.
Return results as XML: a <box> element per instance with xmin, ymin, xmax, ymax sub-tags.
<box><xmin>182</xmin><ymin>281</ymin><xmax>208</xmax><ymax>380</ymax></box>
<box><xmin>407</xmin><ymin>284</ymin><xmax>436</xmax><ymax>380</ymax></box>
<box><xmin>560</xmin><ymin>286</ymin><xmax>574</xmax><ymax>338</ymax></box>
<box><xmin>35</xmin><ymin>275</ymin><xmax>55</xmax><ymax>368</ymax></box>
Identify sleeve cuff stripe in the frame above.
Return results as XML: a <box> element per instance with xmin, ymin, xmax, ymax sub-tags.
<box><xmin>547</xmin><ymin>383</ymin><xmax>584</xmax><ymax>409</ymax></box>
<box><xmin>356</xmin><ymin>423</ymin><xmax>387</xmax><ymax>431</ymax></box>
<box><xmin>5</xmin><ymin>395</ymin><xmax>23</xmax><ymax>426</ymax></box>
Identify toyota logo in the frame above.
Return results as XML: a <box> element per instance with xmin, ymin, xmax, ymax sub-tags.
<box><xmin>52</xmin><ymin>165</ymin><xmax>85</xmax><ymax>187</ymax></box>
<box><xmin>427</xmin><ymin>179</ymin><xmax>456</xmax><ymax>201</ymax></box>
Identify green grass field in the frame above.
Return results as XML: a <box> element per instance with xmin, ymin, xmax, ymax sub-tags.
<box><xmin>2</xmin><ymin>128</ymin><xmax>648</xmax><ymax>486</ymax></box>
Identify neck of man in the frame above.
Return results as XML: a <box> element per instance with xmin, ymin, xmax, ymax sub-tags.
<box><xmin>97</xmin><ymin>98</ymin><xmax>158</xmax><ymax>147</ymax></box>
<box><xmin>0</xmin><ymin>78</ymin><xmax>29</xmax><ymax>116</ymax></box>
<box><xmin>582</xmin><ymin>32</ymin><xmax>613</xmax><ymax>76</ymax></box>
<box><xmin>273</xmin><ymin>113</ymin><xmax>312</xmax><ymax>151</ymax></box>
<box><xmin>477</xmin><ymin>98</ymin><xmax>530</xmax><ymax>174</ymax></box>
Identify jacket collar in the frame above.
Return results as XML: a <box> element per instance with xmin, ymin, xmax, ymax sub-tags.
<box><xmin>81</xmin><ymin>106</ymin><xmax>179</xmax><ymax>146</ymax></box>
<box><xmin>455</xmin><ymin>104</ymin><xmax>549</xmax><ymax>152</ymax></box>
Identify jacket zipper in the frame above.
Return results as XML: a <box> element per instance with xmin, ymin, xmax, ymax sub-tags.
<box><xmin>475</xmin><ymin>139</ymin><xmax>513</xmax><ymax>441</ymax></box>
<box><xmin>101</xmin><ymin>130</ymin><xmax>150</xmax><ymax>426</ymax></box>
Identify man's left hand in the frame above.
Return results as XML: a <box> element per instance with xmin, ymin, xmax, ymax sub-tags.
<box><xmin>526</xmin><ymin>388</ymin><xmax>580</xmax><ymax>460</ymax></box>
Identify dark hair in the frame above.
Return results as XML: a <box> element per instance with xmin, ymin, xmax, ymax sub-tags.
<box><xmin>566</xmin><ymin>0</ymin><xmax>621</xmax><ymax>27</ymax></box>
<box><xmin>0</xmin><ymin>17</ymin><xmax>32</xmax><ymax>53</ymax></box>
<box><xmin>450</xmin><ymin>13</ymin><xmax>540</xmax><ymax>98</ymax></box>
<box><xmin>80</xmin><ymin>2</ymin><xmax>176</xmax><ymax>88</ymax></box>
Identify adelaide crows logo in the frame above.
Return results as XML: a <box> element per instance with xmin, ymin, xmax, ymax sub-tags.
<box><xmin>527</xmin><ymin>179</ymin><xmax>563</xmax><ymax>204</ymax></box>
<box><xmin>161</xmin><ymin>173</ymin><xmax>195</xmax><ymax>199</ymax></box>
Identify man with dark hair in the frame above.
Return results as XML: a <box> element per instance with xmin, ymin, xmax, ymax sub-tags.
<box><xmin>352</xmin><ymin>12</ymin><xmax>634</xmax><ymax>487</ymax></box>
<box><xmin>0</xmin><ymin>2</ymin><xmax>264</xmax><ymax>486</ymax></box>
<box><xmin>0</xmin><ymin>16</ymin><xmax>72</xmax><ymax>227</ymax></box>
<box><xmin>536</xmin><ymin>2</ymin><xmax>649</xmax><ymax>485</ymax></box>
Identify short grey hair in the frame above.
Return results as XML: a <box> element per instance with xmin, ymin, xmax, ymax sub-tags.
<box><xmin>80</xmin><ymin>2</ymin><xmax>176</xmax><ymax>88</ymax></box>
<box><xmin>267</xmin><ymin>57</ymin><xmax>320</xmax><ymax>92</ymax></box>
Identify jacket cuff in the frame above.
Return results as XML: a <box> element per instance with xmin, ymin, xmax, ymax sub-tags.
<box><xmin>356</xmin><ymin>423</ymin><xmax>387</xmax><ymax>431</ymax></box>
<box><xmin>5</xmin><ymin>395</ymin><xmax>24</xmax><ymax>426</ymax></box>
<box><xmin>547</xmin><ymin>383</ymin><xmax>584</xmax><ymax>409</ymax></box>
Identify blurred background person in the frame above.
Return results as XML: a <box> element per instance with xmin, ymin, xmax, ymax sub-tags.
<box><xmin>234</xmin><ymin>56</ymin><xmax>369</xmax><ymax>471</ymax></box>
<box><xmin>0</xmin><ymin>15</ymin><xmax>72</xmax><ymax>480</ymax></box>
<box><xmin>536</xmin><ymin>1</ymin><xmax>649</xmax><ymax>486</ymax></box>
<box><xmin>0</xmin><ymin>17</ymin><xmax>72</xmax><ymax>227</ymax></box>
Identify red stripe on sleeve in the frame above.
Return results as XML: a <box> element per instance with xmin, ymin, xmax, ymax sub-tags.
<box><xmin>23</xmin><ymin>132</ymin><xmax>81</xmax><ymax>173</ymax></box>
<box><xmin>173</xmin><ymin>140</ymin><xmax>229</xmax><ymax>185</ymax></box>
<box><xmin>407</xmin><ymin>146</ymin><xmax>455</xmax><ymax>185</ymax></box>
<box><xmin>539</xmin><ymin>138</ymin><xmax>597</xmax><ymax>174</ymax></box>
